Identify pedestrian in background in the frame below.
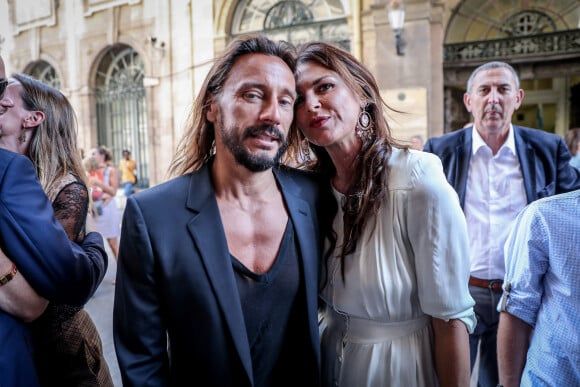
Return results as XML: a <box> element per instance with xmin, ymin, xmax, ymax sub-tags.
<box><xmin>423</xmin><ymin>61</ymin><xmax>580</xmax><ymax>387</ymax></box>
<box><xmin>565</xmin><ymin>127</ymin><xmax>580</xmax><ymax>169</ymax></box>
<box><xmin>409</xmin><ymin>134</ymin><xmax>424</xmax><ymax>150</ymax></box>
<box><xmin>119</xmin><ymin>148</ymin><xmax>137</xmax><ymax>196</ymax></box>
<box><xmin>90</xmin><ymin>145</ymin><xmax>120</xmax><ymax>263</ymax></box>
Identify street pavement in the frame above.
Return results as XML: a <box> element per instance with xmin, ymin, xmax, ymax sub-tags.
<box><xmin>85</xmin><ymin>194</ymin><xmax>124</xmax><ymax>386</ymax></box>
<box><xmin>85</xmin><ymin>240</ymin><xmax>122</xmax><ymax>386</ymax></box>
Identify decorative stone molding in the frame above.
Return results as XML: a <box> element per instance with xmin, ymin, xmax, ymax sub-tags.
<box><xmin>8</xmin><ymin>0</ymin><xmax>56</xmax><ymax>35</ymax></box>
<box><xmin>445</xmin><ymin>29</ymin><xmax>580</xmax><ymax>64</ymax></box>
<box><xmin>83</xmin><ymin>0</ymin><xmax>141</xmax><ymax>16</ymax></box>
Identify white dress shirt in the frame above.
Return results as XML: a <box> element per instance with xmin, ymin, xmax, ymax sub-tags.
<box><xmin>464</xmin><ymin>125</ymin><xmax>527</xmax><ymax>279</ymax></box>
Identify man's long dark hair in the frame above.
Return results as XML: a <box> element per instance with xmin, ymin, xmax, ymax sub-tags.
<box><xmin>168</xmin><ymin>34</ymin><xmax>297</xmax><ymax>177</ymax></box>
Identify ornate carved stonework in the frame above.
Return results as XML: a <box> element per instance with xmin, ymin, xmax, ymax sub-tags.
<box><xmin>445</xmin><ymin>29</ymin><xmax>580</xmax><ymax>64</ymax></box>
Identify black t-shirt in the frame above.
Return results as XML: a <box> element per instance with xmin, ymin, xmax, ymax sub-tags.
<box><xmin>232</xmin><ymin>221</ymin><xmax>311</xmax><ymax>387</ymax></box>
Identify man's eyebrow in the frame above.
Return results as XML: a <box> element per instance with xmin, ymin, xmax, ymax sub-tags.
<box><xmin>238</xmin><ymin>81</ymin><xmax>296</xmax><ymax>99</ymax></box>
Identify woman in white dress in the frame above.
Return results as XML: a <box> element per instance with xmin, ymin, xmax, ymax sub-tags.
<box><xmin>89</xmin><ymin>145</ymin><xmax>121</xmax><ymax>262</ymax></box>
<box><xmin>291</xmin><ymin>42</ymin><xmax>476</xmax><ymax>387</ymax></box>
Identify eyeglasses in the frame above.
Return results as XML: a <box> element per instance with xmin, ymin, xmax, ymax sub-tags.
<box><xmin>0</xmin><ymin>79</ymin><xmax>7</xmax><ymax>99</ymax></box>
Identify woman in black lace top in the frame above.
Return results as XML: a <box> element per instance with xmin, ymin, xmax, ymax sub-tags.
<box><xmin>0</xmin><ymin>73</ymin><xmax>113</xmax><ymax>386</ymax></box>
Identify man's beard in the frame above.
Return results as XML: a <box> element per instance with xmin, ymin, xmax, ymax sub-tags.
<box><xmin>219</xmin><ymin>121</ymin><xmax>288</xmax><ymax>172</ymax></box>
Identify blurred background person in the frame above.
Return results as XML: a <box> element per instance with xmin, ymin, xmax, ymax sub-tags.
<box><xmin>0</xmin><ymin>71</ymin><xmax>112</xmax><ymax>385</ymax></box>
<box><xmin>410</xmin><ymin>134</ymin><xmax>424</xmax><ymax>150</ymax></box>
<box><xmin>565</xmin><ymin>127</ymin><xmax>580</xmax><ymax>169</ymax></box>
<box><xmin>118</xmin><ymin>148</ymin><xmax>137</xmax><ymax>197</ymax></box>
<box><xmin>292</xmin><ymin>41</ymin><xmax>475</xmax><ymax>387</ymax></box>
<box><xmin>83</xmin><ymin>155</ymin><xmax>103</xmax><ymax>230</ymax></box>
<box><xmin>90</xmin><ymin>145</ymin><xmax>120</xmax><ymax>264</ymax></box>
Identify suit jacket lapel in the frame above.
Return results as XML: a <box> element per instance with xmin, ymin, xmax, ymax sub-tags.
<box><xmin>513</xmin><ymin>126</ymin><xmax>536</xmax><ymax>203</ymax></box>
<box><xmin>184</xmin><ymin>165</ymin><xmax>254</xmax><ymax>383</ymax></box>
<box><xmin>453</xmin><ymin>130</ymin><xmax>472</xmax><ymax>209</ymax></box>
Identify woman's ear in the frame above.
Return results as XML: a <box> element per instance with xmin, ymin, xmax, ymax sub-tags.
<box><xmin>23</xmin><ymin>111</ymin><xmax>45</xmax><ymax>128</ymax></box>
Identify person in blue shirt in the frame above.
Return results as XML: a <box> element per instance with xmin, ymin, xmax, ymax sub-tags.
<box><xmin>497</xmin><ymin>190</ymin><xmax>580</xmax><ymax>386</ymax></box>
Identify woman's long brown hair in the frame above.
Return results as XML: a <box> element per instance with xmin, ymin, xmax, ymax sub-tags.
<box><xmin>289</xmin><ymin>42</ymin><xmax>408</xmax><ymax>281</ymax></box>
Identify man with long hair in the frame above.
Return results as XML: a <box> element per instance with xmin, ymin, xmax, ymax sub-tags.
<box><xmin>113</xmin><ymin>35</ymin><xmax>324</xmax><ymax>386</ymax></box>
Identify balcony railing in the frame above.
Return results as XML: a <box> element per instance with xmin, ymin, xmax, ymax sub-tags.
<box><xmin>444</xmin><ymin>29</ymin><xmax>580</xmax><ymax>64</ymax></box>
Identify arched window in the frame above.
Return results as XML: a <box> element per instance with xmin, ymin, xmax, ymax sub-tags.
<box><xmin>232</xmin><ymin>0</ymin><xmax>350</xmax><ymax>51</ymax></box>
<box><xmin>26</xmin><ymin>60</ymin><xmax>61</xmax><ymax>89</ymax></box>
<box><xmin>94</xmin><ymin>45</ymin><xmax>149</xmax><ymax>188</ymax></box>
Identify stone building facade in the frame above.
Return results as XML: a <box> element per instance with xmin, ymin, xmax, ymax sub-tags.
<box><xmin>1</xmin><ymin>0</ymin><xmax>579</xmax><ymax>187</ymax></box>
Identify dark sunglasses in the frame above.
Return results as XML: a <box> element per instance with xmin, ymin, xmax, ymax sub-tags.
<box><xmin>0</xmin><ymin>79</ymin><xmax>7</xmax><ymax>98</ymax></box>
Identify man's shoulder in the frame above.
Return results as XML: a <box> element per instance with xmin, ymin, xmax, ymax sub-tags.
<box><xmin>528</xmin><ymin>190</ymin><xmax>580</xmax><ymax>212</ymax></box>
<box><xmin>514</xmin><ymin>125</ymin><xmax>563</xmax><ymax>144</ymax></box>
<box><xmin>130</xmin><ymin>170</ymin><xmax>206</xmax><ymax>209</ymax></box>
<box><xmin>428</xmin><ymin>128</ymin><xmax>466</xmax><ymax>143</ymax></box>
<box><xmin>0</xmin><ymin>149</ymin><xmax>36</xmax><ymax>183</ymax></box>
<box><xmin>275</xmin><ymin>164</ymin><xmax>320</xmax><ymax>182</ymax></box>
<box><xmin>0</xmin><ymin>148</ymin><xmax>22</xmax><ymax>167</ymax></box>
<box><xmin>274</xmin><ymin>165</ymin><xmax>325</xmax><ymax>199</ymax></box>
<box><xmin>424</xmin><ymin>128</ymin><xmax>468</xmax><ymax>154</ymax></box>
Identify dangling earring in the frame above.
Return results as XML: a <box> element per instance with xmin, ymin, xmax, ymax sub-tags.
<box><xmin>356</xmin><ymin>106</ymin><xmax>374</xmax><ymax>141</ymax></box>
<box><xmin>18</xmin><ymin>131</ymin><xmax>26</xmax><ymax>144</ymax></box>
<box><xmin>301</xmin><ymin>138</ymin><xmax>312</xmax><ymax>163</ymax></box>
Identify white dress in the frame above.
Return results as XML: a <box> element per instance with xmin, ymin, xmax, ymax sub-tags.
<box><xmin>319</xmin><ymin>148</ymin><xmax>476</xmax><ymax>387</ymax></box>
<box><xmin>93</xmin><ymin>166</ymin><xmax>121</xmax><ymax>239</ymax></box>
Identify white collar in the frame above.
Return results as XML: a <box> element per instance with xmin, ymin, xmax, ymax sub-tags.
<box><xmin>471</xmin><ymin>124</ymin><xmax>516</xmax><ymax>155</ymax></box>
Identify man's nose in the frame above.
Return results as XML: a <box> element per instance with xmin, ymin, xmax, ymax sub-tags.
<box><xmin>487</xmin><ymin>88</ymin><xmax>500</xmax><ymax>104</ymax></box>
<box><xmin>259</xmin><ymin>97</ymin><xmax>282</xmax><ymax>125</ymax></box>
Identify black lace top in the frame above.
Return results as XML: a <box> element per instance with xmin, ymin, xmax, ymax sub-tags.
<box><xmin>46</xmin><ymin>174</ymin><xmax>89</xmax><ymax>243</ymax></box>
<box><xmin>41</xmin><ymin>173</ymin><xmax>89</xmax><ymax>323</ymax></box>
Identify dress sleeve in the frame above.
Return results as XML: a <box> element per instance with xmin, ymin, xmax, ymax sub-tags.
<box><xmin>52</xmin><ymin>181</ymin><xmax>89</xmax><ymax>242</ymax></box>
<box><xmin>406</xmin><ymin>154</ymin><xmax>476</xmax><ymax>332</ymax></box>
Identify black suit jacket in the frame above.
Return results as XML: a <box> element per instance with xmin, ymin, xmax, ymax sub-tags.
<box><xmin>114</xmin><ymin>162</ymin><xmax>323</xmax><ymax>387</ymax></box>
<box><xmin>423</xmin><ymin>125</ymin><xmax>580</xmax><ymax>208</ymax></box>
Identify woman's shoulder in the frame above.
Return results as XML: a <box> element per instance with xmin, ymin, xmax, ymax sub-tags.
<box><xmin>46</xmin><ymin>173</ymin><xmax>86</xmax><ymax>202</ymax></box>
<box><xmin>388</xmin><ymin>147</ymin><xmax>444</xmax><ymax>189</ymax></box>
